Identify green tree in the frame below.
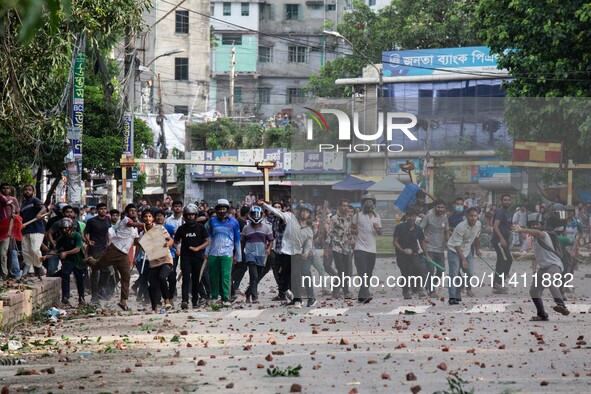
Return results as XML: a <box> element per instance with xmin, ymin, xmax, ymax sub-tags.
<box><xmin>476</xmin><ymin>1</ymin><xmax>591</xmax><ymax>164</ymax></box>
<box><xmin>308</xmin><ymin>0</ymin><xmax>480</xmax><ymax>97</ymax></box>
<box><xmin>0</xmin><ymin>0</ymin><xmax>151</xmax><ymax>194</ymax></box>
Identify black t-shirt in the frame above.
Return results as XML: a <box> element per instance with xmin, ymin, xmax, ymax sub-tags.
<box><xmin>174</xmin><ymin>222</ymin><xmax>209</xmax><ymax>258</ymax></box>
<box><xmin>21</xmin><ymin>197</ymin><xmax>46</xmax><ymax>235</ymax></box>
<box><xmin>393</xmin><ymin>222</ymin><xmax>425</xmax><ymax>255</ymax></box>
<box><xmin>491</xmin><ymin>207</ymin><xmax>512</xmax><ymax>243</ymax></box>
<box><xmin>85</xmin><ymin>215</ymin><xmax>111</xmax><ymax>255</ymax></box>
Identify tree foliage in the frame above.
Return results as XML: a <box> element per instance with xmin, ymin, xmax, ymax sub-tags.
<box><xmin>0</xmin><ymin>0</ymin><xmax>151</xmax><ymax>188</ymax></box>
<box><xmin>187</xmin><ymin>118</ymin><xmax>292</xmax><ymax>151</ymax></box>
<box><xmin>476</xmin><ymin>1</ymin><xmax>591</xmax><ymax>163</ymax></box>
<box><xmin>308</xmin><ymin>0</ymin><xmax>480</xmax><ymax>97</ymax></box>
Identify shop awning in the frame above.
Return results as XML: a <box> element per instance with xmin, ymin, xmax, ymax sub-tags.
<box><xmin>366</xmin><ymin>175</ymin><xmax>406</xmax><ymax>192</ymax></box>
<box><xmin>232</xmin><ymin>180</ymin><xmax>339</xmax><ymax>187</ymax></box>
<box><xmin>331</xmin><ymin>174</ymin><xmax>382</xmax><ymax>191</ymax></box>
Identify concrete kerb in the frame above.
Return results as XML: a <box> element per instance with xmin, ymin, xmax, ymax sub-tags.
<box><xmin>0</xmin><ymin>277</ymin><xmax>61</xmax><ymax>329</ymax></box>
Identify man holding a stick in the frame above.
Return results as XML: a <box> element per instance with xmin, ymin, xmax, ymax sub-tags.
<box><xmin>20</xmin><ymin>184</ymin><xmax>47</xmax><ymax>278</ymax></box>
<box><xmin>492</xmin><ymin>194</ymin><xmax>513</xmax><ymax>294</ymax></box>
<box><xmin>447</xmin><ymin>207</ymin><xmax>482</xmax><ymax>305</ymax></box>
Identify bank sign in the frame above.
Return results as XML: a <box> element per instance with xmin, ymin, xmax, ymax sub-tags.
<box><xmin>382</xmin><ymin>46</ymin><xmax>499</xmax><ymax>77</ymax></box>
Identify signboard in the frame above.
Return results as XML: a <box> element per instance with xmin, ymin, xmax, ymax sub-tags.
<box><xmin>123</xmin><ymin>112</ymin><xmax>133</xmax><ymax>155</ymax></box>
<box><xmin>71</xmin><ymin>51</ymin><xmax>85</xmax><ymax>158</ymax></box>
<box><xmin>382</xmin><ymin>46</ymin><xmax>500</xmax><ymax>77</ymax></box>
<box><xmin>512</xmin><ymin>140</ymin><xmax>563</xmax><ymax>163</ymax></box>
<box><xmin>131</xmin><ymin>169</ymin><xmax>139</xmax><ymax>181</ymax></box>
<box><xmin>190</xmin><ymin>149</ymin><xmax>344</xmax><ymax>179</ymax></box>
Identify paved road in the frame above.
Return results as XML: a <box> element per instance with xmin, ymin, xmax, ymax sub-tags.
<box><xmin>0</xmin><ymin>254</ymin><xmax>589</xmax><ymax>393</ymax></box>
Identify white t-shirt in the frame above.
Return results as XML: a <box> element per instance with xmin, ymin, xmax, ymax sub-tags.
<box><xmin>352</xmin><ymin>212</ymin><xmax>382</xmax><ymax>254</ymax></box>
<box><xmin>111</xmin><ymin>218</ymin><xmax>139</xmax><ymax>254</ymax></box>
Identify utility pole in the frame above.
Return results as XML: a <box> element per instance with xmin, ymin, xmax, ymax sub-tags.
<box><xmin>229</xmin><ymin>44</ymin><xmax>236</xmax><ymax>117</ymax></box>
<box><xmin>122</xmin><ymin>33</ymin><xmax>136</xmax><ymax>209</ymax></box>
<box><xmin>158</xmin><ymin>73</ymin><xmax>167</xmax><ymax>199</ymax></box>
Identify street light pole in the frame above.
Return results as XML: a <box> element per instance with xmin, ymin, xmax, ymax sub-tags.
<box><xmin>323</xmin><ymin>30</ymin><xmax>383</xmax><ymax>97</ymax></box>
<box><xmin>157</xmin><ymin>73</ymin><xmax>168</xmax><ymax>200</ymax></box>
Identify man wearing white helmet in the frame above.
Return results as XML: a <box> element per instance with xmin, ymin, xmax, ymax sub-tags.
<box><xmin>242</xmin><ymin>206</ymin><xmax>274</xmax><ymax>303</ymax></box>
<box><xmin>205</xmin><ymin>199</ymin><xmax>242</xmax><ymax>306</ymax></box>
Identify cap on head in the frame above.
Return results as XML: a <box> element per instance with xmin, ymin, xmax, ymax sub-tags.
<box><xmin>215</xmin><ymin>199</ymin><xmax>230</xmax><ymax>210</ymax></box>
<box><xmin>298</xmin><ymin>203</ymin><xmax>314</xmax><ymax>214</ymax></box>
<box><xmin>526</xmin><ymin>213</ymin><xmax>543</xmax><ymax>227</ymax></box>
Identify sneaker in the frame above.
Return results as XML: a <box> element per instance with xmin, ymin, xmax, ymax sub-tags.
<box><xmin>552</xmin><ymin>305</ymin><xmax>570</xmax><ymax>316</ymax></box>
<box><xmin>192</xmin><ymin>303</ymin><xmax>198</xmax><ymax>309</ymax></box>
<box><xmin>78</xmin><ymin>298</ymin><xmax>86</xmax><ymax>306</ymax></box>
<box><xmin>251</xmin><ymin>299</ymin><xmax>259</xmax><ymax>304</ymax></box>
<box><xmin>343</xmin><ymin>292</ymin><xmax>353</xmax><ymax>300</ymax></box>
<box><xmin>307</xmin><ymin>298</ymin><xmax>317</xmax><ymax>307</ymax></box>
<box><xmin>285</xmin><ymin>290</ymin><xmax>294</xmax><ymax>302</ymax></box>
<box><xmin>181</xmin><ymin>301</ymin><xmax>189</xmax><ymax>310</ymax></box>
<box><xmin>402</xmin><ymin>291</ymin><xmax>412</xmax><ymax>300</ymax></box>
<box><xmin>293</xmin><ymin>301</ymin><xmax>302</xmax><ymax>309</ymax></box>
<box><xmin>448</xmin><ymin>298</ymin><xmax>460</xmax><ymax>305</ymax></box>
<box><xmin>272</xmin><ymin>295</ymin><xmax>286</xmax><ymax>302</ymax></box>
<box><xmin>222</xmin><ymin>301</ymin><xmax>232</xmax><ymax>307</ymax></box>
<box><xmin>285</xmin><ymin>300</ymin><xmax>296</xmax><ymax>306</ymax></box>
<box><xmin>245</xmin><ymin>294</ymin><xmax>251</xmax><ymax>304</ymax></box>
<box><xmin>61</xmin><ymin>297</ymin><xmax>70</xmax><ymax>305</ymax></box>
<box><xmin>466</xmin><ymin>289</ymin><xmax>475</xmax><ymax>298</ymax></box>
<box><xmin>530</xmin><ymin>314</ymin><xmax>549</xmax><ymax>321</ymax></box>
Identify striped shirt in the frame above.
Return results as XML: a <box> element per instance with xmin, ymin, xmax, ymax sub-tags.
<box><xmin>242</xmin><ymin>222</ymin><xmax>274</xmax><ymax>266</ymax></box>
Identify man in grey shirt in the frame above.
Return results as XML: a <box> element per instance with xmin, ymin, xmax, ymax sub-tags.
<box><xmin>420</xmin><ymin>199</ymin><xmax>449</xmax><ymax>296</ymax></box>
<box><xmin>512</xmin><ymin>214</ymin><xmax>569</xmax><ymax>321</ymax></box>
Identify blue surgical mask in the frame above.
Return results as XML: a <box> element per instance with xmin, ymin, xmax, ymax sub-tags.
<box><xmin>455</xmin><ymin>206</ymin><xmax>464</xmax><ymax>212</ymax></box>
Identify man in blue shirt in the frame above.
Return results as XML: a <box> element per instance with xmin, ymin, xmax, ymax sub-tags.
<box><xmin>205</xmin><ymin>199</ymin><xmax>242</xmax><ymax>307</ymax></box>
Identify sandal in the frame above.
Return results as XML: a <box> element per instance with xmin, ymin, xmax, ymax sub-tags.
<box><xmin>530</xmin><ymin>315</ymin><xmax>549</xmax><ymax>321</ymax></box>
<box><xmin>117</xmin><ymin>302</ymin><xmax>132</xmax><ymax>312</ymax></box>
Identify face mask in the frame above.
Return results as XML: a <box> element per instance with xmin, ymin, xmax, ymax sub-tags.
<box><xmin>455</xmin><ymin>206</ymin><xmax>464</xmax><ymax>212</ymax></box>
<box><xmin>363</xmin><ymin>202</ymin><xmax>374</xmax><ymax>213</ymax></box>
<box><xmin>217</xmin><ymin>210</ymin><xmax>228</xmax><ymax>219</ymax></box>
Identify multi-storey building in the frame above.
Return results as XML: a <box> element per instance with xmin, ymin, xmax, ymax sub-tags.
<box><xmin>136</xmin><ymin>0</ymin><xmax>211</xmax><ymax>116</ymax></box>
<box><xmin>210</xmin><ymin>0</ymin><xmax>347</xmax><ymax>119</ymax></box>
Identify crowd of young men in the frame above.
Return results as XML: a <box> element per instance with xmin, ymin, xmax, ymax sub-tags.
<box><xmin>0</xmin><ymin>184</ymin><xmax>579</xmax><ymax>319</ymax></box>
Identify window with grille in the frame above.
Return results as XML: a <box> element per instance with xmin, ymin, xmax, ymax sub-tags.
<box><xmin>174</xmin><ymin>106</ymin><xmax>188</xmax><ymax>115</ymax></box>
<box><xmin>234</xmin><ymin>87</ymin><xmax>242</xmax><ymax>103</ymax></box>
<box><xmin>257</xmin><ymin>88</ymin><xmax>271</xmax><ymax>104</ymax></box>
<box><xmin>285</xmin><ymin>4</ymin><xmax>299</xmax><ymax>20</ymax></box>
<box><xmin>326</xmin><ymin>4</ymin><xmax>336</xmax><ymax>11</ymax></box>
<box><xmin>288</xmin><ymin>46</ymin><xmax>308</xmax><ymax>63</ymax></box>
<box><xmin>287</xmin><ymin>88</ymin><xmax>305</xmax><ymax>104</ymax></box>
<box><xmin>223</xmin><ymin>2</ymin><xmax>231</xmax><ymax>16</ymax></box>
<box><xmin>222</xmin><ymin>34</ymin><xmax>242</xmax><ymax>45</ymax></box>
<box><xmin>258</xmin><ymin>46</ymin><xmax>273</xmax><ymax>63</ymax></box>
<box><xmin>175</xmin><ymin>58</ymin><xmax>189</xmax><ymax>80</ymax></box>
<box><xmin>368</xmin><ymin>0</ymin><xmax>376</xmax><ymax>5</ymax></box>
<box><xmin>175</xmin><ymin>10</ymin><xmax>189</xmax><ymax>34</ymax></box>
<box><xmin>241</xmin><ymin>2</ymin><xmax>249</xmax><ymax>16</ymax></box>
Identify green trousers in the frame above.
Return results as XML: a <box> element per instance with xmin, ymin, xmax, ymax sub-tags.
<box><xmin>208</xmin><ymin>255</ymin><xmax>233</xmax><ymax>301</ymax></box>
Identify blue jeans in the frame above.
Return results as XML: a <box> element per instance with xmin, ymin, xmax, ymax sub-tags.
<box><xmin>448</xmin><ymin>249</ymin><xmax>474</xmax><ymax>299</ymax></box>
